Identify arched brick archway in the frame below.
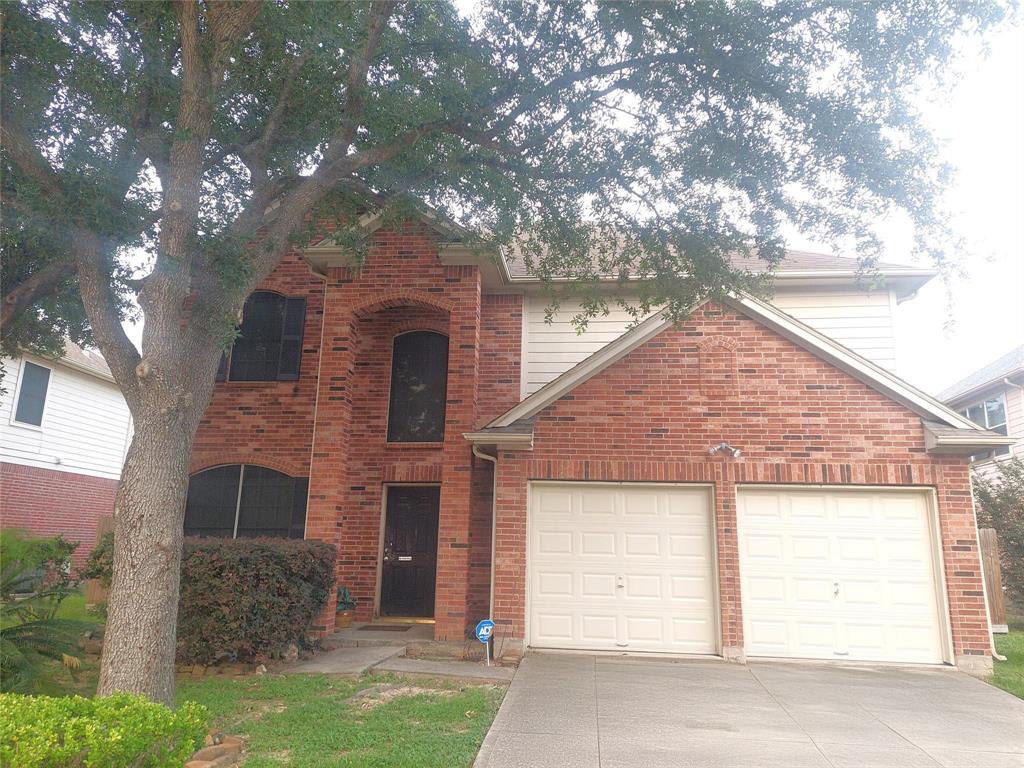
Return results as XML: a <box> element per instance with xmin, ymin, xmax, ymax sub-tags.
<box><xmin>351</xmin><ymin>289</ymin><xmax>455</xmax><ymax>319</ymax></box>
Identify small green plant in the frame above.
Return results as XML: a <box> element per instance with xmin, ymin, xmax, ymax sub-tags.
<box><xmin>0</xmin><ymin>692</ymin><xmax>207</xmax><ymax>768</ymax></box>
<box><xmin>0</xmin><ymin>529</ymin><xmax>86</xmax><ymax>693</ymax></box>
<box><xmin>80</xmin><ymin>530</ymin><xmax>113</xmax><ymax>587</ymax></box>
<box><xmin>336</xmin><ymin>585</ymin><xmax>357</xmax><ymax>611</ymax></box>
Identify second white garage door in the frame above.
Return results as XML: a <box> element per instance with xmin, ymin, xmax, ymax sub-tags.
<box><xmin>737</xmin><ymin>488</ymin><xmax>948</xmax><ymax>664</ymax></box>
<box><xmin>529</xmin><ymin>483</ymin><xmax>717</xmax><ymax>654</ymax></box>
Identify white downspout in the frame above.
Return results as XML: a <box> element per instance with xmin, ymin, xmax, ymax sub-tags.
<box><xmin>472</xmin><ymin>444</ymin><xmax>499</xmax><ymax>619</ymax></box>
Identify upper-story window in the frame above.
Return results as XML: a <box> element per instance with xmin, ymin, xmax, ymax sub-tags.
<box><xmin>12</xmin><ymin>360</ymin><xmax>51</xmax><ymax>428</ymax></box>
<box><xmin>960</xmin><ymin>392</ymin><xmax>1010</xmax><ymax>461</ymax></box>
<box><xmin>387</xmin><ymin>331</ymin><xmax>449</xmax><ymax>443</ymax></box>
<box><xmin>184</xmin><ymin>464</ymin><xmax>308</xmax><ymax>538</ymax></box>
<box><xmin>217</xmin><ymin>291</ymin><xmax>306</xmax><ymax>382</ymax></box>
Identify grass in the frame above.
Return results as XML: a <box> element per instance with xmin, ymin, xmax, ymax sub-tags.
<box><xmin>177</xmin><ymin>672</ymin><xmax>506</xmax><ymax>768</ymax></box>
<box><xmin>990</xmin><ymin>610</ymin><xmax>1024</xmax><ymax>700</ymax></box>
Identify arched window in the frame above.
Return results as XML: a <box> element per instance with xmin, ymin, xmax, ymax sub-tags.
<box><xmin>387</xmin><ymin>331</ymin><xmax>449</xmax><ymax>442</ymax></box>
<box><xmin>184</xmin><ymin>464</ymin><xmax>308</xmax><ymax>538</ymax></box>
<box><xmin>219</xmin><ymin>291</ymin><xmax>306</xmax><ymax>382</ymax></box>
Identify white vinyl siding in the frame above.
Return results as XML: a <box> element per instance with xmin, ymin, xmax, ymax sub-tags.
<box><xmin>1</xmin><ymin>357</ymin><xmax>132</xmax><ymax>480</ymax></box>
<box><xmin>770</xmin><ymin>289</ymin><xmax>897</xmax><ymax>371</ymax></box>
<box><xmin>522</xmin><ymin>289</ymin><xmax>898</xmax><ymax>396</ymax></box>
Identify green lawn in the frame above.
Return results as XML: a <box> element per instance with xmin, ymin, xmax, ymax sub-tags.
<box><xmin>992</xmin><ymin>621</ymin><xmax>1024</xmax><ymax>700</ymax></box>
<box><xmin>177</xmin><ymin>672</ymin><xmax>505</xmax><ymax>768</ymax></box>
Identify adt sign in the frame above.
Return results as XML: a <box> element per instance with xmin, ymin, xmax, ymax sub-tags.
<box><xmin>474</xmin><ymin>619</ymin><xmax>495</xmax><ymax>643</ymax></box>
<box><xmin>475</xmin><ymin>619</ymin><xmax>495</xmax><ymax>665</ymax></box>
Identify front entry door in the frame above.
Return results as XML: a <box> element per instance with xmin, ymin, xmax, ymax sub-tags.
<box><xmin>380</xmin><ymin>486</ymin><xmax>440</xmax><ymax>617</ymax></box>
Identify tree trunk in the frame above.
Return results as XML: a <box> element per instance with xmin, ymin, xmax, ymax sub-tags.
<box><xmin>96</xmin><ymin>388</ymin><xmax>208</xmax><ymax>705</ymax></box>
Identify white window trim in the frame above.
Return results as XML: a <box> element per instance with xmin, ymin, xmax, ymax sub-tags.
<box><xmin>9</xmin><ymin>357</ymin><xmax>53</xmax><ymax>431</ymax></box>
<box><xmin>959</xmin><ymin>391</ymin><xmax>1009</xmax><ymax>462</ymax></box>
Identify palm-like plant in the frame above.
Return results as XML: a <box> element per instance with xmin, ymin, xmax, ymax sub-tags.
<box><xmin>0</xmin><ymin>529</ymin><xmax>86</xmax><ymax>693</ymax></box>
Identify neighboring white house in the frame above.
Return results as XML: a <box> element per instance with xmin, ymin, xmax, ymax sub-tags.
<box><xmin>0</xmin><ymin>342</ymin><xmax>132</xmax><ymax>565</ymax></box>
<box><xmin>941</xmin><ymin>343</ymin><xmax>1024</xmax><ymax>474</ymax></box>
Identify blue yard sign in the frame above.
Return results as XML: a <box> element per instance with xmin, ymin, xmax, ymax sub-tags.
<box><xmin>475</xmin><ymin>619</ymin><xmax>495</xmax><ymax>666</ymax></box>
<box><xmin>475</xmin><ymin>619</ymin><xmax>495</xmax><ymax>643</ymax></box>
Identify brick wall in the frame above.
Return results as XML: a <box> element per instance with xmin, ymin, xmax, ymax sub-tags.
<box><xmin>300</xmin><ymin>224</ymin><xmax>484</xmax><ymax>640</ymax></box>
<box><xmin>191</xmin><ymin>250</ymin><xmax>325</xmax><ymax>477</ymax></box>
<box><xmin>1</xmin><ymin>462</ymin><xmax>117</xmax><ymax>567</ymax></box>
<box><xmin>478</xmin><ymin>293</ymin><xmax>522</xmax><ymax>425</ymax></box>
<box><xmin>492</xmin><ymin>302</ymin><xmax>991</xmax><ymax>660</ymax></box>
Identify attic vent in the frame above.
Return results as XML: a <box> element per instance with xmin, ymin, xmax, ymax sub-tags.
<box><xmin>698</xmin><ymin>335</ymin><xmax>739</xmax><ymax>397</ymax></box>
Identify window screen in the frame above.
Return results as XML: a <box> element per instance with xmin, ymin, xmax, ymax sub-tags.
<box><xmin>184</xmin><ymin>464</ymin><xmax>308</xmax><ymax>538</ymax></box>
<box><xmin>14</xmin><ymin>361</ymin><xmax>51</xmax><ymax>426</ymax></box>
<box><xmin>386</xmin><ymin>331</ymin><xmax>449</xmax><ymax>442</ymax></box>
<box><xmin>225</xmin><ymin>292</ymin><xmax>306</xmax><ymax>382</ymax></box>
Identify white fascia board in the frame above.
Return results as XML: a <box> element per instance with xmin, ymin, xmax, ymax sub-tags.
<box><xmin>728</xmin><ymin>294</ymin><xmax>982</xmax><ymax>431</ymax></box>
<box><xmin>462</xmin><ymin>431</ymin><xmax>534</xmax><ymax>449</ymax></box>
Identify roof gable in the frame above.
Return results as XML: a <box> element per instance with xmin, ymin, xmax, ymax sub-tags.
<box><xmin>481</xmin><ymin>293</ymin><xmax>987</xmax><ymax>437</ymax></box>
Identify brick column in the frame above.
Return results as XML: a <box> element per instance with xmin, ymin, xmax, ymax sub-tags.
<box><xmin>491</xmin><ymin>454</ymin><xmax>528</xmax><ymax>653</ymax></box>
<box><xmin>434</xmin><ymin>266</ymin><xmax>481</xmax><ymax>640</ymax></box>
<box><xmin>304</xmin><ymin>275</ymin><xmax>357</xmax><ymax>633</ymax></box>
<box><xmin>713</xmin><ymin>469</ymin><xmax>744</xmax><ymax>662</ymax></box>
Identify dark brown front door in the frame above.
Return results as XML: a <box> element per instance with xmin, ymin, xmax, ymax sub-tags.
<box><xmin>380</xmin><ymin>486</ymin><xmax>439</xmax><ymax>617</ymax></box>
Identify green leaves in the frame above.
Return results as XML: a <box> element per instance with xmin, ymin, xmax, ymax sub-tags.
<box><xmin>2</xmin><ymin>0</ymin><xmax>1009</xmax><ymax>350</ymax></box>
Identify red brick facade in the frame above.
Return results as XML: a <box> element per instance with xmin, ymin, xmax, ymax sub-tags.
<box><xmin>190</xmin><ymin>230</ymin><xmax>991</xmax><ymax>667</ymax></box>
<box><xmin>1</xmin><ymin>462</ymin><xmax>118</xmax><ymax>567</ymax></box>
<box><xmin>491</xmin><ymin>303</ymin><xmax>990</xmax><ymax>661</ymax></box>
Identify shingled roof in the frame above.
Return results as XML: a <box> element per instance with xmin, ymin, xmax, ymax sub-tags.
<box><xmin>940</xmin><ymin>344</ymin><xmax>1024</xmax><ymax>403</ymax></box>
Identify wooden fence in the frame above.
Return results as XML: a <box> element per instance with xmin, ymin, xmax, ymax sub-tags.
<box><xmin>979</xmin><ymin>527</ymin><xmax>1007</xmax><ymax>633</ymax></box>
<box><xmin>83</xmin><ymin>515</ymin><xmax>113</xmax><ymax>606</ymax></box>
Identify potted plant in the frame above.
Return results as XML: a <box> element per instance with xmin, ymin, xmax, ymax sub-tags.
<box><xmin>335</xmin><ymin>587</ymin><xmax>356</xmax><ymax>628</ymax></box>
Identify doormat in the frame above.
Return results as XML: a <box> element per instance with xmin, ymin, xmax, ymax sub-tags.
<box><xmin>358</xmin><ymin>624</ymin><xmax>413</xmax><ymax>632</ymax></box>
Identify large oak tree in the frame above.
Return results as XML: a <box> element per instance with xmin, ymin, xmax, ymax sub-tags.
<box><xmin>1</xmin><ymin>0</ymin><xmax>1005</xmax><ymax>704</ymax></box>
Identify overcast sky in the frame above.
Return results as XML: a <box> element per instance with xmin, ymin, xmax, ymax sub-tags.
<box><xmin>805</xmin><ymin>20</ymin><xmax>1024</xmax><ymax>395</ymax></box>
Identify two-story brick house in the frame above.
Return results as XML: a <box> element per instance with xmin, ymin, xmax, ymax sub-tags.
<box><xmin>187</xmin><ymin>212</ymin><xmax>1011</xmax><ymax>674</ymax></box>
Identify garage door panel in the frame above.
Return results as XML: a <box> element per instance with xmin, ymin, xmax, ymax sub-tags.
<box><xmin>738</xmin><ymin>489</ymin><xmax>945</xmax><ymax>664</ymax></box>
<box><xmin>529</xmin><ymin>484</ymin><xmax>717</xmax><ymax>654</ymax></box>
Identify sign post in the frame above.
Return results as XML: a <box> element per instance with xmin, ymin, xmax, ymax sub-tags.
<box><xmin>474</xmin><ymin>619</ymin><xmax>495</xmax><ymax>666</ymax></box>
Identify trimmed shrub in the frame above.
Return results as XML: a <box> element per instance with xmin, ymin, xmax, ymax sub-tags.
<box><xmin>0</xmin><ymin>692</ymin><xmax>206</xmax><ymax>768</ymax></box>
<box><xmin>177</xmin><ymin>537</ymin><xmax>336</xmax><ymax>664</ymax></box>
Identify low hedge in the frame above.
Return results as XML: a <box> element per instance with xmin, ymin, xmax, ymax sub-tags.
<box><xmin>0</xmin><ymin>692</ymin><xmax>206</xmax><ymax>768</ymax></box>
<box><xmin>177</xmin><ymin>537</ymin><xmax>336</xmax><ymax>664</ymax></box>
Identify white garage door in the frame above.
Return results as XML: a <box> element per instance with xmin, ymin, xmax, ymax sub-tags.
<box><xmin>529</xmin><ymin>483</ymin><xmax>717</xmax><ymax>654</ymax></box>
<box><xmin>737</xmin><ymin>488</ymin><xmax>947</xmax><ymax>664</ymax></box>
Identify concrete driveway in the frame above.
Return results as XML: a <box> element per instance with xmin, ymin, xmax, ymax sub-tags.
<box><xmin>474</xmin><ymin>653</ymin><xmax>1024</xmax><ymax>768</ymax></box>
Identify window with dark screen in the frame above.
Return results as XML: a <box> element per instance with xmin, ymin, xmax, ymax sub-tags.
<box><xmin>386</xmin><ymin>331</ymin><xmax>449</xmax><ymax>442</ymax></box>
<box><xmin>223</xmin><ymin>292</ymin><xmax>306</xmax><ymax>381</ymax></box>
<box><xmin>13</xmin><ymin>360</ymin><xmax>51</xmax><ymax>427</ymax></box>
<box><xmin>184</xmin><ymin>464</ymin><xmax>307</xmax><ymax>538</ymax></box>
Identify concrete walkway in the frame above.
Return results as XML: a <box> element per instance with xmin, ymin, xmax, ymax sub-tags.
<box><xmin>474</xmin><ymin>653</ymin><xmax>1024</xmax><ymax>768</ymax></box>
<box><xmin>287</xmin><ymin>644</ymin><xmax>403</xmax><ymax>674</ymax></box>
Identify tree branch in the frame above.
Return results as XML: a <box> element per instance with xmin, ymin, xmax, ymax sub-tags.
<box><xmin>1</xmin><ymin>256</ymin><xmax>75</xmax><ymax>329</ymax></box>
<box><xmin>1</xmin><ymin>115</ymin><xmax>142</xmax><ymax>396</ymax></box>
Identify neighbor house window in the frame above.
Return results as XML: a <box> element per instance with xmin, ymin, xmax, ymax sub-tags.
<box><xmin>218</xmin><ymin>291</ymin><xmax>306</xmax><ymax>382</ymax></box>
<box><xmin>960</xmin><ymin>393</ymin><xmax>1010</xmax><ymax>461</ymax></box>
<box><xmin>12</xmin><ymin>360</ymin><xmax>51</xmax><ymax>427</ymax></box>
<box><xmin>184</xmin><ymin>464</ymin><xmax>308</xmax><ymax>538</ymax></box>
<box><xmin>386</xmin><ymin>331</ymin><xmax>449</xmax><ymax>442</ymax></box>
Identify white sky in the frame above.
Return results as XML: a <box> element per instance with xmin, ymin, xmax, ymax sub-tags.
<box><xmin>123</xmin><ymin>16</ymin><xmax>1023</xmax><ymax>396</ymax></box>
<box><xmin>788</xmin><ymin>20</ymin><xmax>1024</xmax><ymax>394</ymax></box>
